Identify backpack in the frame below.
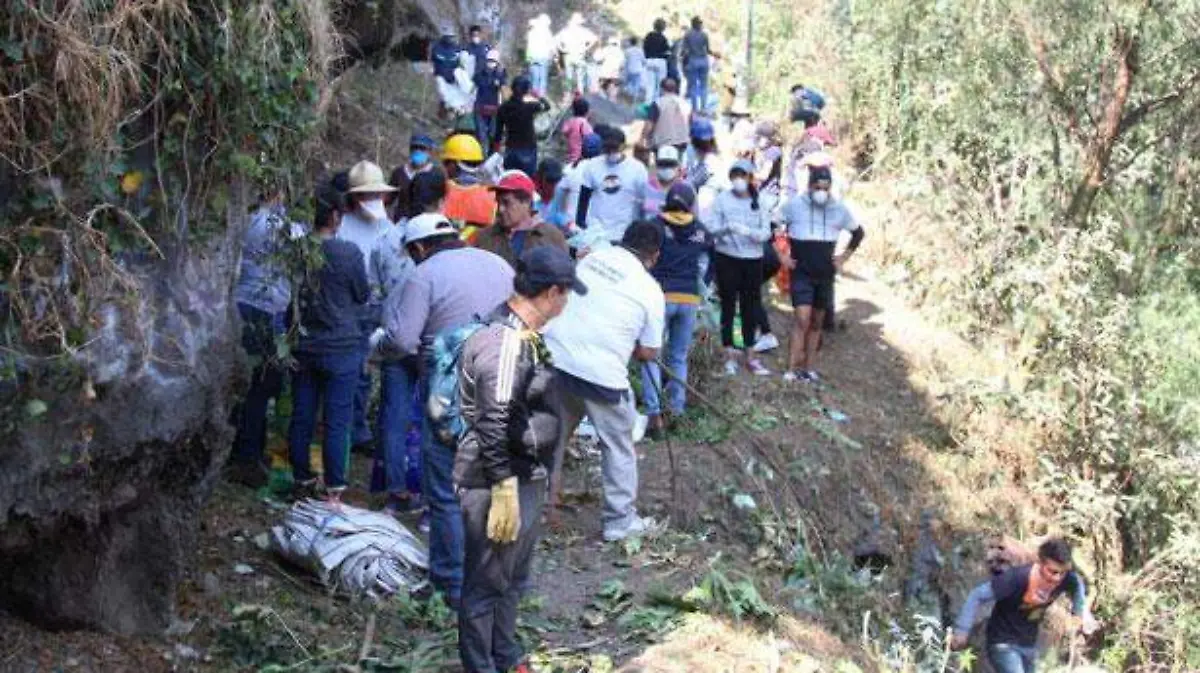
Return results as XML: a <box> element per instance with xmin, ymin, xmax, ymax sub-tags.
<box><xmin>425</xmin><ymin>320</ymin><xmax>486</xmax><ymax>447</ymax></box>
<box><xmin>432</xmin><ymin>42</ymin><xmax>461</xmax><ymax>79</ymax></box>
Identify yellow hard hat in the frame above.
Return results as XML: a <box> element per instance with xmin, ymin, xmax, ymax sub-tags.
<box><xmin>442</xmin><ymin>134</ymin><xmax>484</xmax><ymax>163</ymax></box>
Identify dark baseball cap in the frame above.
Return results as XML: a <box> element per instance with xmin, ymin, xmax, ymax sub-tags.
<box><xmin>808</xmin><ymin>165</ymin><xmax>833</xmax><ymax>185</ymax></box>
<box><xmin>664</xmin><ymin>182</ymin><xmax>696</xmax><ymax>212</ymax></box>
<box><xmin>518</xmin><ymin>246</ymin><xmax>588</xmax><ymax>295</ymax></box>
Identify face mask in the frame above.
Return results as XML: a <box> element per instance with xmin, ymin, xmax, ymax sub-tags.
<box><xmin>657</xmin><ymin>167</ymin><xmax>678</xmax><ymax>182</ymax></box>
<box><xmin>731</xmin><ymin>177</ymin><xmax>749</xmax><ymax>194</ymax></box>
<box><xmin>471</xmin><ymin>36</ymin><xmax>482</xmax><ymax>44</ymax></box>
<box><xmin>487</xmin><ymin>61</ymin><xmax>498</xmax><ymax>69</ymax></box>
<box><xmin>811</xmin><ymin>190</ymin><xmax>829</xmax><ymax>206</ymax></box>
<box><xmin>410</xmin><ymin>150</ymin><xmax>430</xmax><ymax>166</ymax></box>
<box><xmin>605</xmin><ymin>152</ymin><xmax>624</xmax><ymax>165</ymax></box>
<box><xmin>361</xmin><ymin>198</ymin><xmax>388</xmax><ymax>221</ymax></box>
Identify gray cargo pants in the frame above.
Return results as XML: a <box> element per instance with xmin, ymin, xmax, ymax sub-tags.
<box><xmin>458</xmin><ymin>476</ymin><xmax>546</xmax><ymax>673</ymax></box>
<box><xmin>557</xmin><ymin>390</ymin><xmax>640</xmax><ymax>536</ymax></box>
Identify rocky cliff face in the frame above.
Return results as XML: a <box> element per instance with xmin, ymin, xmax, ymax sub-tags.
<box><xmin>0</xmin><ymin>191</ymin><xmax>249</xmax><ymax>633</ymax></box>
<box><xmin>0</xmin><ymin>0</ymin><xmax>528</xmax><ymax>636</ymax></box>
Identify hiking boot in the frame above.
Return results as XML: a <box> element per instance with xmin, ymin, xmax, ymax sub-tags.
<box><xmin>747</xmin><ymin>358</ymin><xmax>771</xmax><ymax>376</ymax></box>
<box><xmin>752</xmin><ymin>333</ymin><xmax>780</xmax><ymax>353</ymax></box>
<box><xmin>226</xmin><ymin>460</ymin><xmax>268</xmax><ymax>489</ymax></box>
<box><xmin>290</xmin><ymin>478</ymin><xmax>320</xmax><ymax>502</ymax></box>
<box><xmin>646</xmin><ymin>414</ymin><xmax>666</xmax><ymax>441</ymax></box>
<box><xmin>723</xmin><ymin>359</ymin><xmax>740</xmax><ymax>376</ymax></box>
<box><xmin>384</xmin><ymin>492</ymin><xmax>423</xmax><ymax>516</ymax></box>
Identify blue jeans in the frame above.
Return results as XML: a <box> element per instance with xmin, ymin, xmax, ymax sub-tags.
<box><xmin>565</xmin><ymin>62</ymin><xmax>588</xmax><ymax>94</ymax></box>
<box><xmin>503</xmin><ymin>147</ymin><xmax>538</xmax><ymax>177</ymax></box>
<box><xmin>528</xmin><ymin>60</ymin><xmax>549</xmax><ymax>96</ymax></box>
<box><xmin>640</xmin><ymin>302</ymin><xmax>698</xmax><ymax>416</ymax></box>
<box><xmin>475</xmin><ymin>109</ymin><xmax>498</xmax><ymax>154</ymax></box>
<box><xmin>377</xmin><ymin>360</ymin><xmax>415</xmax><ymax>495</ymax></box>
<box><xmin>232</xmin><ymin>303</ymin><xmax>286</xmax><ymax>466</ymax></box>
<box><xmin>422</xmin><ymin>382</ymin><xmax>464</xmax><ymax>604</ymax></box>
<box><xmin>352</xmin><ymin>367</ymin><xmax>373</xmax><ymax>447</ymax></box>
<box><xmin>988</xmin><ymin>643</ymin><xmax>1039</xmax><ymax>673</ymax></box>
<box><xmin>684</xmin><ymin>59</ymin><xmax>709</xmax><ymax>112</ymax></box>
<box><xmin>288</xmin><ymin>350</ymin><xmax>364</xmax><ymax>489</ymax></box>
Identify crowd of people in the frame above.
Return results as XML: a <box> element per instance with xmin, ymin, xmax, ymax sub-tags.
<box><xmin>226</xmin><ymin>16</ymin><xmax>1096</xmax><ymax>673</ymax></box>
<box><xmin>428</xmin><ymin>12</ymin><xmax>721</xmax><ymax>143</ymax></box>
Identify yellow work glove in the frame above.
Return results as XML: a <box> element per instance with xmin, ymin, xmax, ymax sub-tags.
<box><xmin>486</xmin><ymin>476</ymin><xmax>521</xmax><ymax>544</ymax></box>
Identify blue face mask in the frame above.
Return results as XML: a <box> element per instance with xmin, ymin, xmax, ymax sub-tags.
<box><xmin>411</xmin><ymin>150</ymin><xmax>430</xmax><ymax>166</ymax></box>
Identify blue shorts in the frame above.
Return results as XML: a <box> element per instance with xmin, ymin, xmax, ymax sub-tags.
<box><xmin>790</xmin><ymin>273</ymin><xmax>834</xmax><ymax>310</ymax></box>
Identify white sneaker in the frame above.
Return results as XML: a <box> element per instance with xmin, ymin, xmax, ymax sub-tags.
<box><xmin>802</xmin><ymin>370</ymin><xmax>822</xmax><ymax>383</ymax></box>
<box><xmin>752</xmin><ymin>333</ymin><xmax>780</xmax><ymax>353</ymax></box>
<box><xmin>603</xmin><ymin>515</ymin><xmax>658</xmax><ymax>542</ymax></box>
<box><xmin>782</xmin><ymin>370</ymin><xmax>798</xmax><ymax>383</ymax></box>
<box><xmin>723</xmin><ymin>359</ymin><xmax>740</xmax><ymax>376</ymax></box>
<box><xmin>747</xmin><ymin>359</ymin><xmax>771</xmax><ymax>376</ymax></box>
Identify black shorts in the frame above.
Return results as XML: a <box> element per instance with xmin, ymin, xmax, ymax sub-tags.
<box><xmin>790</xmin><ymin>273</ymin><xmax>834</xmax><ymax>310</ymax></box>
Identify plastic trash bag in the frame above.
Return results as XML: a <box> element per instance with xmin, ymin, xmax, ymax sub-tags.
<box><xmin>270</xmin><ymin>499</ymin><xmax>429</xmax><ymax>599</ymax></box>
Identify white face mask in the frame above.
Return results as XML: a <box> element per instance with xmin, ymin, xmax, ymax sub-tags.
<box><xmin>605</xmin><ymin>152</ymin><xmax>624</xmax><ymax>164</ymax></box>
<box><xmin>657</xmin><ymin>166</ymin><xmax>678</xmax><ymax>182</ymax></box>
<box><xmin>731</xmin><ymin>177</ymin><xmax>749</xmax><ymax>194</ymax></box>
<box><xmin>361</xmin><ymin>198</ymin><xmax>388</xmax><ymax>221</ymax></box>
<box><xmin>811</xmin><ymin>190</ymin><xmax>829</xmax><ymax>206</ymax></box>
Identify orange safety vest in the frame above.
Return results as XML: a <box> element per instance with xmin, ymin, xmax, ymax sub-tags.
<box><xmin>443</xmin><ymin>181</ymin><xmax>497</xmax><ymax>229</ymax></box>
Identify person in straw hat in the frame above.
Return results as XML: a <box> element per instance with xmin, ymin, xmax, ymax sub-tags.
<box><xmin>339</xmin><ymin>160</ymin><xmax>397</xmax><ymax>451</ymax></box>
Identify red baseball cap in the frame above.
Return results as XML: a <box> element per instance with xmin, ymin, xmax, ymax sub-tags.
<box><xmin>490</xmin><ymin>170</ymin><xmax>536</xmax><ymax>197</ymax></box>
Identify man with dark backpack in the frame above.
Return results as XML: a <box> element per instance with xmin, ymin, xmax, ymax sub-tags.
<box><xmin>453</xmin><ymin>246</ymin><xmax>584</xmax><ymax>673</ymax></box>
<box><xmin>431</xmin><ymin>26</ymin><xmax>463</xmax><ymax>84</ymax></box>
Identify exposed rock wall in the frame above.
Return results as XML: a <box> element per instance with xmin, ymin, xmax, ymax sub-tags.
<box><xmin>0</xmin><ymin>190</ymin><xmax>250</xmax><ymax>633</ymax></box>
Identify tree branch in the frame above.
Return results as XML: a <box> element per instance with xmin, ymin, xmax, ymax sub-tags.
<box><xmin>1020</xmin><ymin>18</ymin><xmax>1085</xmax><ymax>142</ymax></box>
<box><xmin>1065</xmin><ymin>21</ymin><xmax>1140</xmax><ymax>224</ymax></box>
<box><xmin>1117</xmin><ymin>68</ymin><xmax>1200</xmax><ymax>135</ymax></box>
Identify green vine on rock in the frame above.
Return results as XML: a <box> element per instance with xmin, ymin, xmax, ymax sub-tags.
<box><xmin>0</xmin><ymin>0</ymin><xmax>337</xmax><ymax>400</ymax></box>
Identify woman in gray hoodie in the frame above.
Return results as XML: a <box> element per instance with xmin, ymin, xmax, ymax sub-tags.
<box><xmin>708</xmin><ymin>159</ymin><xmax>772</xmax><ymax>376</ymax></box>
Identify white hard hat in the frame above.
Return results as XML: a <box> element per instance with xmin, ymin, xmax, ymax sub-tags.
<box><xmin>404</xmin><ymin>213</ymin><xmax>457</xmax><ymax>245</ymax></box>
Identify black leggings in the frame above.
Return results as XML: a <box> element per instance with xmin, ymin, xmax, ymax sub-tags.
<box><xmin>713</xmin><ymin>253</ymin><xmax>764</xmax><ymax>349</ymax></box>
<box><xmin>752</xmin><ymin>245</ymin><xmax>781</xmax><ymax>337</ymax></box>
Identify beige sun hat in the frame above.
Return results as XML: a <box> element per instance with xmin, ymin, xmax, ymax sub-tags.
<box><xmin>346</xmin><ymin>160</ymin><xmax>397</xmax><ymax>193</ymax></box>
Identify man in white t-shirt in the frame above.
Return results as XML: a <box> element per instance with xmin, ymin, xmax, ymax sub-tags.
<box><xmin>546</xmin><ymin>221</ymin><xmax>665</xmax><ymax>541</ymax></box>
<box><xmin>576</xmin><ymin>127</ymin><xmax>649</xmax><ymax>243</ymax></box>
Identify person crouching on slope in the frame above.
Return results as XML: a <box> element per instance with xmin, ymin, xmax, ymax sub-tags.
<box><xmin>454</xmin><ymin>246</ymin><xmax>586</xmax><ymax>673</ymax></box>
<box><xmin>951</xmin><ymin>538</ymin><xmax>1098</xmax><ymax>673</ymax></box>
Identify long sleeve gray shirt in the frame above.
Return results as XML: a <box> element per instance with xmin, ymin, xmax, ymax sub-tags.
<box><xmin>708</xmin><ymin>190</ymin><xmax>771</xmax><ymax>259</ymax></box>
<box><xmin>382</xmin><ymin>246</ymin><xmax>515</xmax><ymax>357</ymax></box>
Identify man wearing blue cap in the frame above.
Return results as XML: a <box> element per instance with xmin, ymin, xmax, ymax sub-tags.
<box><xmin>454</xmin><ymin>246</ymin><xmax>585</xmax><ymax>673</ymax></box>
<box><xmin>389</xmin><ymin>133</ymin><xmax>440</xmax><ymax>221</ymax></box>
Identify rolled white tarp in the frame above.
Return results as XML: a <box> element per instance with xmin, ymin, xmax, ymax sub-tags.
<box><xmin>270</xmin><ymin>499</ymin><xmax>429</xmax><ymax>599</ymax></box>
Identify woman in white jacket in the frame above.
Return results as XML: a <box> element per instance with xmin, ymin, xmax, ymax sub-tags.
<box><xmin>708</xmin><ymin>159</ymin><xmax>773</xmax><ymax>376</ymax></box>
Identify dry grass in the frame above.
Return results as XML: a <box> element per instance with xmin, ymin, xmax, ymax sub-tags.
<box><xmin>0</xmin><ymin>0</ymin><xmax>190</xmax><ymax>172</ymax></box>
<box><xmin>621</xmin><ymin>613</ymin><xmax>860</xmax><ymax>673</ymax></box>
